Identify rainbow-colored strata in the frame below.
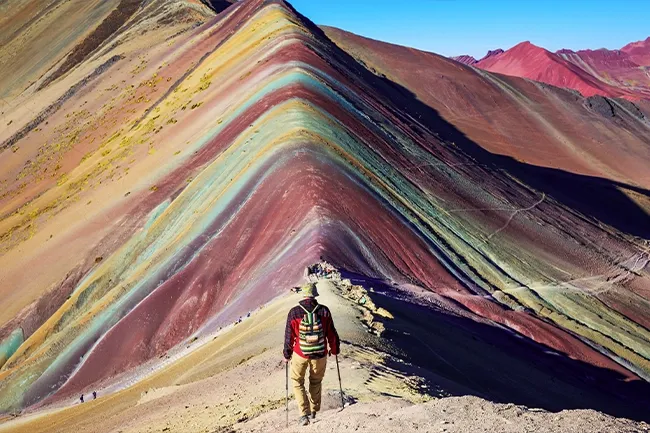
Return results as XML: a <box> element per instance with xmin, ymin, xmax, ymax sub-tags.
<box><xmin>0</xmin><ymin>0</ymin><xmax>648</xmax><ymax>415</ymax></box>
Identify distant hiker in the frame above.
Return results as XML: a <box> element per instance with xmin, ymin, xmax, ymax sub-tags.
<box><xmin>284</xmin><ymin>282</ymin><xmax>340</xmax><ymax>426</ymax></box>
<box><xmin>93</xmin><ymin>391</ymin><xmax>97</xmax><ymax>400</ymax></box>
<box><xmin>80</xmin><ymin>394</ymin><xmax>84</xmax><ymax>404</ymax></box>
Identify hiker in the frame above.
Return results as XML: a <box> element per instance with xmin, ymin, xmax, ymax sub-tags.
<box><xmin>93</xmin><ymin>391</ymin><xmax>97</xmax><ymax>400</ymax></box>
<box><xmin>80</xmin><ymin>394</ymin><xmax>84</xmax><ymax>404</ymax></box>
<box><xmin>283</xmin><ymin>282</ymin><xmax>340</xmax><ymax>426</ymax></box>
<box><xmin>307</xmin><ymin>264</ymin><xmax>317</xmax><ymax>279</ymax></box>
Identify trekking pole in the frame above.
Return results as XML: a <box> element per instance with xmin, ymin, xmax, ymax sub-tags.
<box><xmin>335</xmin><ymin>355</ymin><xmax>344</xmax><ymax>409</ymax></box>
<box><xmin>285</xmin><ymin>360</ymin><xmax>289</xmax><ymax>428</ymax></box>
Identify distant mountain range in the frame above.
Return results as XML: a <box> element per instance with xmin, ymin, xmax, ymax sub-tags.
<box><xmin>452</xmin><ymin>37</ymin><xmax>650</xmax><ymax>99</ymax></box>
<box><xmin>452</xmin><ymin>49</ymin><xmax>503</xmax><ymax>65</ymax></box>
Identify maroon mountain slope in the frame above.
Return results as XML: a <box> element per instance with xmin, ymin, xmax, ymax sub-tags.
<box><xmin>460</xmin><ymin>37</ymin><xmax>650</xmax><ymax>100</ymax></box>
<box><xmin>475</xmin><ymin>41</ymin><xmax>631</xmax><ymax>98</ymax></box>
<box><xmin>622</xmin><ymin>36</ymin><xmax>650</xmax><ymax>66</ymax></box>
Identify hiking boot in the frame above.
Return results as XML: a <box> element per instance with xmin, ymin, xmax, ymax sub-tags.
<box><xmin>311</xmin><ymin>412</ymin><xmax>316</xmax><ymax>420</ymax></box>
<box><xmin>298</xmin><ymin>415</ymin><xmax>310</xmax><ymax>426</ymax></box>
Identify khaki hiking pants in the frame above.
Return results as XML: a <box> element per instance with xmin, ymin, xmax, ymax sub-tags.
<box><xmin>290</xmin><ymin>355</ymin><xmax>327</xmax><ymax>416</ymax></box>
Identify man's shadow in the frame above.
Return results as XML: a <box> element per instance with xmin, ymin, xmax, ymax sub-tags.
<box><xmin>340</xmin><ymin>270</ymin><xmax>650</xmax><ymax>422</ymax></box>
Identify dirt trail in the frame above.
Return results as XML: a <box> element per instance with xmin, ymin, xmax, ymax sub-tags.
<box><xmin>238</xmin><ymin>395</ymin><xmax>649</xmax><ymax>433</ymax></box>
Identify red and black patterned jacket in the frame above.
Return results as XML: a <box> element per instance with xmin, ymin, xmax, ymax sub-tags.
<box><xmin>284</xmin><ymin>298</ymin><xmax>340</xmax><ymax>359</ymax></box>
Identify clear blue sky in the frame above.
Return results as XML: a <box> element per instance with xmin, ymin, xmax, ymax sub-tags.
<box><xmin>288</xmin><ymin>0</ymin><xmax>650</xmax><ymax>58</ymax></box>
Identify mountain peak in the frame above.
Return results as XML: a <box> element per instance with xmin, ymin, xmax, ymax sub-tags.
<box><xmin>474</xmin><ymin>42</ymin><xmax>549</xmax><ymax>70</ymax></box>
<box><xmin>451</xmin><ymin>54</ymin><xmax>478</xmax><ymax>65</ymax></box>
<box><xmin>616</xmin><ymin>36</ymin><xmax>650</xmax><ymax>66</ymax></box>
<box><xmin>511</xmin><ymin>40</ymin><xmax>544</xmax><ymax>52</ymax></box>
<box><xmin>477</xmin><ymin>48</ymin><xmax>504</xmax><ymax>62</ymax></box>
<box><xmin>451</xmin><ymin>49</ymin><xmax>504</xmax><ymax>66</ymax></box>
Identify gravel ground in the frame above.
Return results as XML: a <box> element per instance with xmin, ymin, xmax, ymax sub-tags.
<box><xmin>238</xmin><ymin>395</ymin><xmax>650</xmax><ymax>433</ymax></box>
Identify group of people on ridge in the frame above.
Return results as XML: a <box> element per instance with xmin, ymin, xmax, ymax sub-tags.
<box><xmin>79</xmin><ymin>391</ymin><xmax>97</xmax><ymax>403</ymax></box>
<box><xmin>307</xmin><ymin>261</ymin><xmax>336</xmax><ymax>280</ymax></box>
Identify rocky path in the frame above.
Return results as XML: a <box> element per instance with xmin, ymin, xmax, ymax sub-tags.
<box><xmin>236</xmin><ymin>395</ymin><xmax>650</xmax><ymax>433</ymax></box>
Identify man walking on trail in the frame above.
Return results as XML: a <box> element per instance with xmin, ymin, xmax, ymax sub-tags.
<box><xmin>284</xmin><ymin>282</ymin><xmax>340</xmax><ymax>426</ymax></box>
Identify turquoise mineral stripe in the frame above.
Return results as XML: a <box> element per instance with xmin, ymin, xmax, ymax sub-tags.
<box><xmin>0</xmin><ymin>328</ymin><xmax>24</xmax><ymax>368</ymax></box>
<box><xmin>144</xmin><ymin>200</ymin><xmax>171</xmax><ymax>230</ymax></box>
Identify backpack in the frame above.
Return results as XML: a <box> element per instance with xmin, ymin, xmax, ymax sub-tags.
<box><xmin>298</xmin><ymin>304</ymin><xmax>326</xmax><ymax>357</ymax></box>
